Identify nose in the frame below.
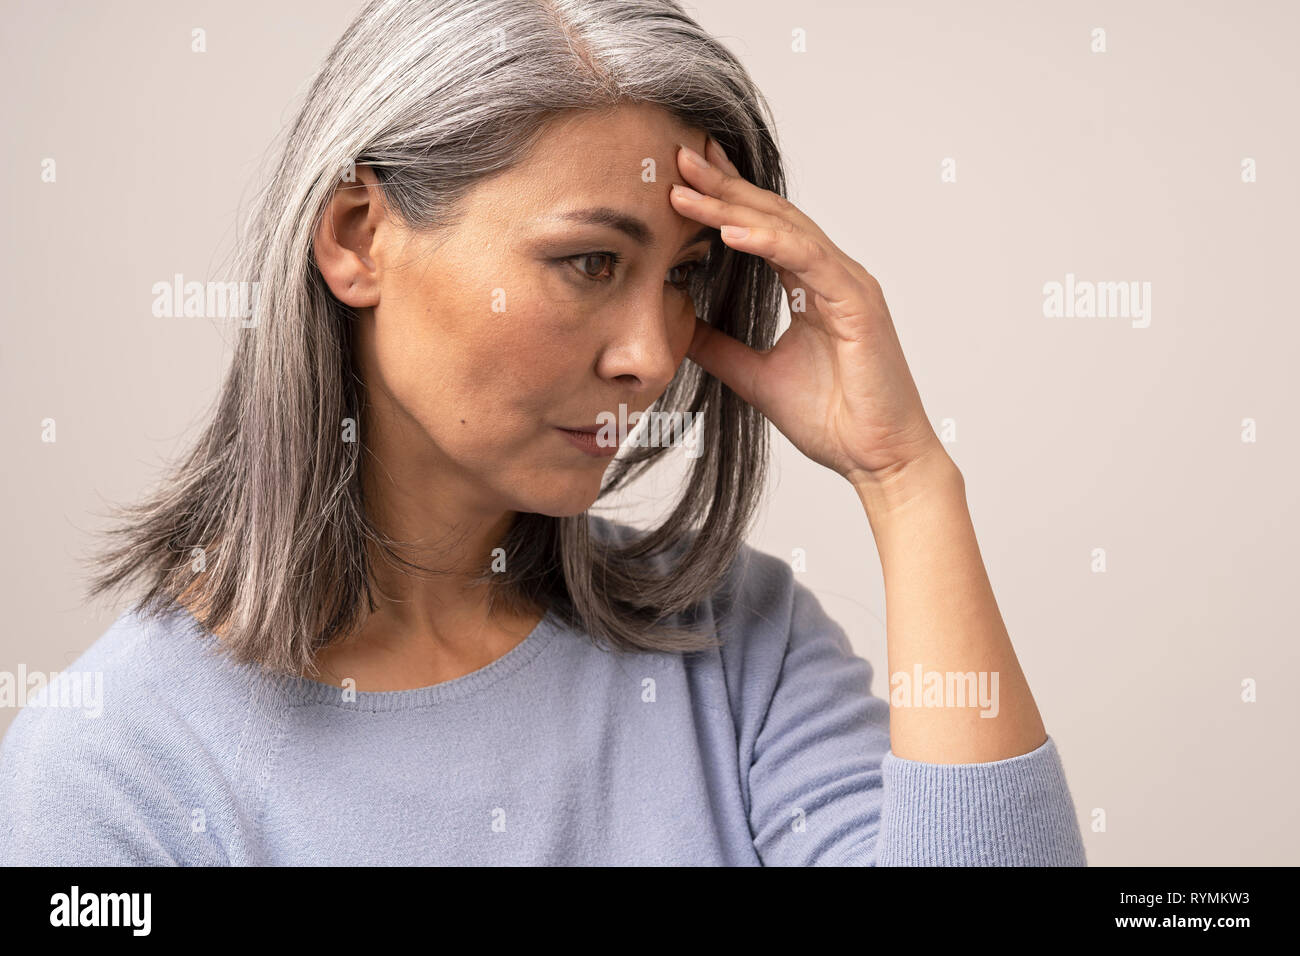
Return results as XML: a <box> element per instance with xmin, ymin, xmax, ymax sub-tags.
<box><xmin>593</xmin><ymin>285</ymin><xmax>692</xmax><ymax>396</ymax></box>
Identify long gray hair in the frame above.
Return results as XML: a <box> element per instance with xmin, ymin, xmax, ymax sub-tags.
<box><xmin>85</xmin><ymin>0</ymin><xmax>787</xmax><ymax>678</ymax></box>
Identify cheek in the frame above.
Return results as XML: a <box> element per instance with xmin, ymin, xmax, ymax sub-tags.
<box><xmin>378</xmin><ymin>296</ymin><xmax>588</xmax><ymax>455</ymax></box>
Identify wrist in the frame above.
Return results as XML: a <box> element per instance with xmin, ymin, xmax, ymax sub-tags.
<box><xmin>849</xmin><ymin>441</ymin><xmax>964</xmax><ymax>524</ymax></box>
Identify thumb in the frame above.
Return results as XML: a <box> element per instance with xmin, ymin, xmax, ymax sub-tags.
<box><xmin>687</xmin><ymin>317</ymin><xmax>766</xmax><ymax>412</ymax></box>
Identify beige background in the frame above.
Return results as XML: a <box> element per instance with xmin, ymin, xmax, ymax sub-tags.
<box><xmin>2</xmin><ymin>0</ymin><xmax>1296</xmax><ymax>865</ymax></box>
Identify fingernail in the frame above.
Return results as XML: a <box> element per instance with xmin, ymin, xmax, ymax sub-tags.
<box><xmin>679</xmin><ymin>143</ymin><xmax>711</xmax><ymax>169</ymax></box>
<box><xmin>672</xmin><ymin>183</ymin><xmax>704</xmax><ymax>200</ymax></box>
<box><xmin>720</xmin><ymin>225</ymin><xmax>749</xmax><ymax>240</ymax></box>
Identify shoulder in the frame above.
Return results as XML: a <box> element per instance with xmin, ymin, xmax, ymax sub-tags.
<box><xmin>4</xmin><ymin>602</ymin><xmax>260</xmax><ymax>736</ymax></box>
<box><xmin>0</xmin><ymin>604</ymin><xmax>259</xmax><ymax>864</ymax></box>
<box><xmin>587</xmin><ymin>512</ymin><xmax>864</xmax><ymax>710</ymax></box>
<box><xmin>587</xmin><ymin>510</ymin><xmax>832</xmax><ymax>638</ymax></box>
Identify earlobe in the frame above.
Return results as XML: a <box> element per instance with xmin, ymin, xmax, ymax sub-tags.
<box><xmin>312</xmin><ymin>165</ymin><xmax>384</xmax><ymax>308</ymax></box>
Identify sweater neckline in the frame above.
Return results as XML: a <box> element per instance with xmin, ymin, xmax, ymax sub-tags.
<box><xmin>172</xmin><ymin>602</ymin><xmax>562</xmax><ymax>711</ymax></box>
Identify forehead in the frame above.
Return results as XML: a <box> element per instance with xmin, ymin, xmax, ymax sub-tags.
<box><xmin>462</xmin><ymin>103</ymin><xmax>710</xmax><ymax>240</ymax></box>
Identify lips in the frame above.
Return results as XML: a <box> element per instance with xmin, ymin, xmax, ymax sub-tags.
<box><xmin>555</xmin><ymin>424</ymin><xmax>618</xmax><ymax>458</ymax></box>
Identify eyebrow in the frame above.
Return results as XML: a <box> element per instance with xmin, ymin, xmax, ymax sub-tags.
<box><xmin>549</xmin><ymin>207</ymin><xmax>718</xmax><ymax>251</ymax></box>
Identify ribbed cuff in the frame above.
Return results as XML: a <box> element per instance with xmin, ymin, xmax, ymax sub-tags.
<box><xmin>876</xmin><ymin>735</ymin><xmax>1087</xmax><ymax>866</ymax></box>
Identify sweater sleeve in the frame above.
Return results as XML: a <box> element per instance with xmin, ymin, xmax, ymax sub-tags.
<box><xmin>742</xmin><ymin>560</ymin><xmax>1087</xmax><ymax>866</ymax></box>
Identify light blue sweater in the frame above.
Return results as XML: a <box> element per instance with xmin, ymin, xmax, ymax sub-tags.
<box><xmin>0</xmin><ymin>518</ymin><xmax>1086</xmax><ymax>865</ymax></box>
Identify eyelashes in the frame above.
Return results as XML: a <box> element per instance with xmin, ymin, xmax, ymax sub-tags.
<box><xmin>562</xmin><ymin>251</ymin><xmax>710</xmax><ymax>291</ymax></box>
<box><xmin>667</xmin><ymin>257</ymin><xmax>708</xmax><ymax>290</ymax></box>
<box><xmin>564</xmin><ymin>251</ymin><xmax>623</xmax><ymax>283</ymax></box>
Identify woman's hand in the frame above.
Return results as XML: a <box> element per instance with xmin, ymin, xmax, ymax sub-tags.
<box><xmin>671</xmin><ymin>138</ymin><xmax>949</xmax><ymax>497</ymax></box>
<box><xmin>673</xmin><ymin>141</ymin><xmax>1055</xmax><ymax>767</ymax></box>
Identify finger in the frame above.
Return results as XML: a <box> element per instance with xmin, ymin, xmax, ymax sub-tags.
<box><xmin>722</xmin><ymin>224</ymin><xmax>871</xmax><ymax>335</ymax></box>
<box><xmin>678</xmin><ymin>143</ymin><xmax>844</xmax><ymax>260</ymax></box>
<box><xmin>686</xmin><ymin>316</ymin><xmax>768</xmax><ymax>412</ymax></box>
<box><xmin>670</xmin><ymin>180</ymin><xmax>792</xmax><ymax>239</ymax></box>
<box><xmin>704</xmin><ymin>135</ymin><xmax>740</xmax><ymax>176</ymax></box>
<box><xmin>672</xmin><ymin>186</ymin><xmax>827</xmax><ymax>325</ymax></box>
<box><xmin>678</xmin><ymin>143</ymin><xmax>873</xmax><ymax>286</ymax></box>
<box><xmin>670</xmin><ymin>188</ymin><xmax>862</xmax><ymax>327</ymax></box>
<box><xmin>673</xmin><ymin>156</ymin><xmax>814</xmax><ymax>321</ymax></box>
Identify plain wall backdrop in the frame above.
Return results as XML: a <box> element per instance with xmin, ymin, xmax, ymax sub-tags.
<box><xmin>1</xmin><ymin>0</ymin><xmax>1296</xmax><ymax>865</ymax></box>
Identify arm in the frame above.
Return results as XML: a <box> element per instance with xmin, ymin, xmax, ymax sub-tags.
<box><xmin>673</xmin><ymin>136</ymin><xmax>1056</xmax><ymax>767</ymax></box>
<box><xmin>735</xmin><ymin>551</ymin><xmax>1085</xmax><ymax>865</ymax></box>
<box><xmin>853</xmin><ymin>443</ymin><xmax>1048</xmax><ymax>763</ymax></box>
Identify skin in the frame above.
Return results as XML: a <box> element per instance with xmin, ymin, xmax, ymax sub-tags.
<box><xmin>311</xmin><ymin>101</ymin><xmax>1047</xmax><ymax>764</ymax></box>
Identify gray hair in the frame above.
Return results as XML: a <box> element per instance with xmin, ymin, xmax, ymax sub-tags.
<box><xmin>85</xmin><ymin>0</ymin><xmax>787</xmax><ymax>678</ymax></box>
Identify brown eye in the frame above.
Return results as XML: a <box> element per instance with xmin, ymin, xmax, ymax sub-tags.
<box><xmin>667</xmin><ymin>260</ymin><xmax>702</xmax><ymax>289</ymax></box>
<box><xmin>567</xmin><ymin>252</ymin><xmax>619</xmax><ymax>281</ymax></box>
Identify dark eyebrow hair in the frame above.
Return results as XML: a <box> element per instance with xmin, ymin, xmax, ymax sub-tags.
<box><xmin>550</xmin><ymin>207</ymin><xmax>718</xmax><ymax>251</ymax></box>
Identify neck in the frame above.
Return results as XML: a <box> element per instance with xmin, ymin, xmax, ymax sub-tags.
<box><xmin>308</xmin><ymin>409</ymin><xmax>544</xmax><ymax>689</ymax></box>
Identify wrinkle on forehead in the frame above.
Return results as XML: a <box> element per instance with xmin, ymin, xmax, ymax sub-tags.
<box><xmin>467</xmin><ymin>104</ymin><xmax>712</xmax><ymax>246</ymax></box>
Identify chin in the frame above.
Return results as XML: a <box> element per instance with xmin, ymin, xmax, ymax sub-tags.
<box><xmin>514</xmin><ymin>472</ymin><xmax>607</xmax><ymax>518</ymax></box>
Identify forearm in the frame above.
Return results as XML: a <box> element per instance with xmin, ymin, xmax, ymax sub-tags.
<box><xmin>853</xmin><ymin>446</ymin><xmax>1047</xmax><ymax>764</ymax></box>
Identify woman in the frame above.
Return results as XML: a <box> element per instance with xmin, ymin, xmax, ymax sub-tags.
<box><xmin>0</xmin><ymin>0</ymin><xmax>1085</xmax><ymax>865</ymax></box>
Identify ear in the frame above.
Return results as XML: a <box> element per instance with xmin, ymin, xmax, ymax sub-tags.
<box><xmin>313</xmin><ymin>164</ymin><xmax>386</xmax><ymax>308</ymax></box>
